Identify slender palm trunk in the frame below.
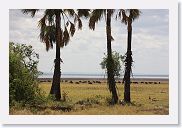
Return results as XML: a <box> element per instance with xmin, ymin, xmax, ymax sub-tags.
<box><xmin>106</xmin><ymin>10</ymin><xmax>118</xmax><ymax>104</ymax></box>
<box><xmin>124</xmin><ymin>18</ymin><xmax>132</xmax><ymax>103</ymax></box>
<box><xmin>50</xmin><ymin>12</ymin><xmax>61</xmax><ymax>100</ymax></box>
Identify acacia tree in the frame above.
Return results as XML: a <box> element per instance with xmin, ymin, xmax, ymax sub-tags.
<box><xmin>89</xmin><ymin>9</ymin><xmax>118</xmax><ymax>104</ymax></box>
<box><xmin>22</xmin><ymin>9</ymin><xmax>89</xmax><ymax>100</ymax></box>
<box><xmin>118</xmin><ymin>9</ymin><xmax>140</xmax><ymax>103</ymax></box>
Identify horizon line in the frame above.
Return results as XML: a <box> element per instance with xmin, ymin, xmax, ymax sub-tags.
<box><xmin>40</xmin><ymin>72</ymin><xmax>169</xmax><ymax>76</ymax></box>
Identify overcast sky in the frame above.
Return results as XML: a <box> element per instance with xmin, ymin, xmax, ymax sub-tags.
<box><xmin>9</xmin><ymin>9</ymin><xmax>169</xmax><ymax>75</ymax></box>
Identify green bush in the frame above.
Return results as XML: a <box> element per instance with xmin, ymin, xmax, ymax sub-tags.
<box><xmin>100</xmin><ymin>51</ymin><xmax>124</xmax><ymax>78</ymax></box>
<box><xmin>9</xmin><ymin>42</ymin><xmax>45</xmax><ymax>106</ymax></box>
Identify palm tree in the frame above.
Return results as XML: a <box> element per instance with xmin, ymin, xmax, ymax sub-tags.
<box><xmin>89</xmin><ymin>9</ymin><xmax>118</xmax><ymax>104</ymax></box>
<box><xmin>119</xmin><ymin>9</ymin><xmax>140</xmax><ymax>103</ymax></box>
<box><xmin>22</xmin><ymin>9</ymin><xmax>89</xmax><ymax>100</ymax></box>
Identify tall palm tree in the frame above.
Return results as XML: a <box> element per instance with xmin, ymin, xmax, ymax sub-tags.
<box><xmin>119</xmin><ymin>9</ymin><xmax>140</xmax><ymax>103</ymax></box>
<box><xmin>89</xmin><ymin>9</ymin><xmax>118</xmax><ymax>104</ymax></box>
<box><xmin>22</xmin><ymin>9</ymin><xmax>89</xmax><ymax>100</ymax></box>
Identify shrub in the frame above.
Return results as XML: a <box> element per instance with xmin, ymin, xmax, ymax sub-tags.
<box><xmin>9</xmin><ymin>42</ymin><xmax>45</xmax><ymax>106</ymax></box>
<box><xmin>100</xmin><ymin>51</ymin><xmax>124</xmax><ymax>78</ymax></box>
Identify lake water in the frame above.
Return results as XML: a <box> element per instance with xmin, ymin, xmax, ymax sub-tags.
<box><xmin>39</xmin><ymin>73</ymin><xmax>169</xmax><ymax>79</ymax></box>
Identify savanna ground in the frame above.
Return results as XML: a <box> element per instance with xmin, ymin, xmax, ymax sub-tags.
<box><xmin>10</xmin><ymin>81</ymin><xmax>169</xmax><ymax>115</ymax></box>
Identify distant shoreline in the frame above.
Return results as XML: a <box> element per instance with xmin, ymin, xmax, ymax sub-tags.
<box><xmin>38</xmin><ymin>77</ymin><xmax>169</xmax><ymax>83</ymax></box>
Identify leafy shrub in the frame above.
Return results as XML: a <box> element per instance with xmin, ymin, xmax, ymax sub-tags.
<box><xmin>100</xmin><ymin>51</ymin><xmax>124</xmax><ymax>78</ymax></box>
<box><xmin>9</xmin><ymin>42</ymin><xmax>45</xmax><ymax>106</ymax></box>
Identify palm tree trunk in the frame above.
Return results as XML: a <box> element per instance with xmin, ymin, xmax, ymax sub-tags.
<box><xmin>124</xmin><ymin>18</ymin><xmax>132</xmax><ymax>103</ymax></box>
<box><xmin>106</xmin><ymin>10</ymin><xmax>118</xmax><ymax>104</ymax></box>
<box><xmin>50</xmin><ymin>11</ymin><xmax>61</xmax><ymax>100</ymax></box>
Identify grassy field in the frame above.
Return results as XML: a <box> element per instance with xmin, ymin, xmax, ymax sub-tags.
<box><xmin>10</xmin><ymin>82</ymin><xmax>169</xmax><ymax>115</ymax></box>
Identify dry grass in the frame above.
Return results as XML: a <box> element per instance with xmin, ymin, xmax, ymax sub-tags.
<box><xmin>10</xmin><ymin>82</ymin><xmax>169</xmax><ymax>115</ymax></box>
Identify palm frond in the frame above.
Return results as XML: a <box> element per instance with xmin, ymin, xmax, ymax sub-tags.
<box><xmin>117</xmin><ymin>9</ymin><xmax>122</xmax><ymax>19</ymax></box>
<box><xmin>77</xmin><ymin>9</ymin><xmax>90</xmax><ymax>18</ymax></box>
<box><xmin>69</xmin><ymin>22</ymin><xmax>76</xmax><ymax>36</ymax></box>
<box><xmin>21</xmin><ymin>9</ymin><xmax>39</xmax><ymax>17</ymax></box>
<box><xmin>109</xmin><ymin>9</ymin><xmax>115</xmax><ymax>16</ymax></box>
<box><xmin>63</xmin><ymin>27</ymin><xmax>70</xmax><ymax>46</ymax></box>
<box><xmin>64</xmin><ymin>9</ymin><xmax>75</xmax><ymax>16</ymax></box>
<box><xmin>121</xmin><ymin>10</ymin><xmax>128</xmax><ymax>25</ymax></box>
<box><xmin>39</xmin><ymin>16</ymin><xmax>47</xmax><ymax>43</ymax></box>
<box><xmin>39</xmin><ymin>23</ymin><xmax>56</xmax><ymax>51</ymax></box>
<box><xmin>44</xmin><ymin>9</ymin><xmax>56</xmax><ymax>25</ymax></box>
<box><xmin>44</xmin><ymin>36</ymin><xmax>50</xmax><ymax>51</ymax></box>
<box><xmin>77</xmin><ymin>18</ymin><xmax>82</xmax><ymax>30</ymax></box>
<box><xmin>130</xmin><ymin>9</ymin><xmax>141</xmax><ymax>21</ymax></box>
<box><xmin>38</xmin><ymin>15</ymin><xmax>46</xmax><ymax>30</ymax></box>
<box><xmin>89</xmin><ymin>9</ymin><xmax>105</xmax><ymax>30</ymax></box>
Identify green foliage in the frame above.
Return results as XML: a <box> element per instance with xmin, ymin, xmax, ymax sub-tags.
<box><xmin>100</xmin><ymin>51</ymin><xmax>124</xmax><ymax>78</ymax></box>
<box><xmin>9</xmin><ymin>42</ymin><xmax>45</xmax><ymax>106</ymax></box>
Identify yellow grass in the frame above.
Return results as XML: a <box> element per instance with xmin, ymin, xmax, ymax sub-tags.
<box><xmin>10</xmin><ymin>82</ymin><xmax>169</xmax><ymax>115</ymax></box>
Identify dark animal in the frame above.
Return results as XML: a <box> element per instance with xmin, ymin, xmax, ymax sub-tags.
<box><xmin>149</xmin><ymin>96</ymin><xmax>151</xmax><ymax>100</ymax></box>
<box><xmin>96</xmin><ymin>81</ymin><xmax>101</xmax><ymax>84</ymax></box>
